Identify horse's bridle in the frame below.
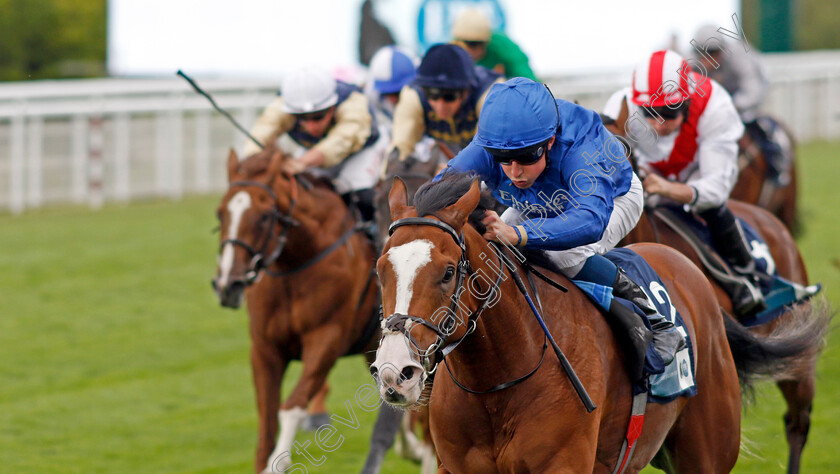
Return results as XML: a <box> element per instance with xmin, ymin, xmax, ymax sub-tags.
<box><xmin>220</xmin><ymin>179</ymin><xmax>301</xmax><ymax>284</ymax></box>
<box><xmin>382</xmin><ymin>217</ymin><xmax>505</xmax><ymax>375</ymax></box>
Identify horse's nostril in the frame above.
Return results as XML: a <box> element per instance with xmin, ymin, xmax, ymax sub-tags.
<box><xmin>211</xmin><ymin>279</ymin><xmax>218</xmax><ymax>291</ymax></box>
<box><xmin>400</xmin><ymin>366</ymin><xmax>415</xmax><ymax>383</ymax></box>
<box><xmin>369</xmin><ymin>366</ymin><xmax>379</xmax><ymax>378</ymax></box>
<box><xmin>229</xmin><ymin>280</ymin><xmax>246</xmax><ymax>293</ymax></box>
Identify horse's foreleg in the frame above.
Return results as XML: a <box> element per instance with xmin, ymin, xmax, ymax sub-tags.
<box><xmin>268</xmin><ymin>331</ymin><xmax>343</xmax><ymax>471</ymax></box>
<box><xmin>778</xmin><ymin>377</ymin><xmax>815</xmax><ymax>474</ymax></box>
<box><xmin>309</xmin><ymin>382</ymin><xmax>330</xmax><ymax>414</ymax></box>
<box><xmin>251</xmin><ymin>344</ymin><xmax>287</xmax><ymax>473</ymax></box>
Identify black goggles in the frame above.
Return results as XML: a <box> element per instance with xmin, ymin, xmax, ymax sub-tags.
<box><xmin>484</xmin><ymin>140</ymin><xmax>549</xmax><ymax>165</ymax></box>
<box><xmin>296</xmin><ymin>109</ymin><xmax>330</xmax><ymax>122</ymax></box>
<box><xmin>422</xmin><ymin>87</ymin><xmax>461</xmax><ymax>102</ymax></box>
<box><xmin>462</xmin><ymin>40</ymin><xmax>488</xmax><ymax>48</ymax></box>
<box><xmin>640</xmin><ymin>103</ymin><xmax>688</xmax><ymax>120</ymax></box>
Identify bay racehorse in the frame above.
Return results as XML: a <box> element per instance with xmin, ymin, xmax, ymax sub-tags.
<box><xmin>621</xmin><ymin>199</ymin><xmax>829</xmax><ymax>474</ymax></box>
<box><xmin>211</xmin><ymin>146</ymin><xmax>382</xmax><ymax>473</ymax></box>
<box><xmin>730</xmin><ymin>116</ymin><xmax>799</xmax><ymax>234</ymax></box>
<box><xmin>370</xmin><ymin>174</ymin><xmax>822</xmax><ymax>473</ymax></box>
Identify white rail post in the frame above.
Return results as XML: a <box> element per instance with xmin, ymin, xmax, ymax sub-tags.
<box><xmin>26</xmin><ymin>115</ymin><xmax>43</xmax><ymax>208</ymax></box>
<box><xmin>88</xmin><ymin>115</ymin><xmax>105</xmax><ymax>209</ymax></box>
<box><xmin>72</xmin><ymin>114</ymin><xmax>89</xmax><ymax>204</ymax></box>
<box><xmin>155</xmin><ymin>109</ymin><xmax>170</xmax><ymax>197</ymax></box>
<box><xmin>9</xmin><ymin>104</ymin><xmax>25</xmax><ymax>214</ymax></box>
<box><xmin>169</xmin><ymin>93</ymin><xmax>184</xmax><ymax>199</ymax></box>
<box><xmin>194</xmin><ymin>110</ymin><xmax>211</xmax><ymax>194</ymax></box>
<box><xmin>114</xmin><ymin>112</ymin><xmax>131</xmax><ymax>202</ymax></box>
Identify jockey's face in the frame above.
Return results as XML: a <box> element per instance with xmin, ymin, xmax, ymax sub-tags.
<box><xmin>381</xmin><ymin>92</ymin><xmax>400</xmax><ymax>106</ymax></box>
<box><xmin>499</xmin><ymin>137</ymin><xmax>554</xmax><ymax>189</ymax></box>
<box><xmin>645</xmin><ymin>112</ymin><xmax>685</xmax><ymax>136</ymax></box>
<box><xmin>460</xmin><ymin>40</ymin><xmax>488</xmax><ymax>62</ymax></box>
<box><xmin>296</xmin><ymin>106</ymin><xmax>335</xmax><ymax>138</ymax></box>
<box><xmin>697</xmin><ymin>50</ymin><xmax>725</xmax><ymax>74</ymax></box>
<box><xmin>425</xmin><ymin>89</ymin><xmax>466</xmax><ymax>120</ymax></box>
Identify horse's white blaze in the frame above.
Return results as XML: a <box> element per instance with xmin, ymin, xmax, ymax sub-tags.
<box><xmin>374</xmin><ymin>332</ymin><xmax>425</xmax><ymax>403</ymax></box>
<box><xmin>218</xmin><ymin>191</ymin><xmax>251</xmax><ymax>287</ymax></box>
<box><xmin>264</xmin><ymin>406</ymin><xmax>307</xmax><ymax>473</ymax></box>
<box><xmin>387</xmin><ymin>239</ymin><xmax>434</xmax><ymax>315</ymax></box>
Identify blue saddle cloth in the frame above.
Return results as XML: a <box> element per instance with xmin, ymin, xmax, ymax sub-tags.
<box><xmin>662</xmin><ymin>205</ymin><xmax>821</xmax><ymax>327</ymax></box>
<box><xmin>573</xmin><ymin>248</ymin><xmax>697</xmax><ymax>403</ymax></box>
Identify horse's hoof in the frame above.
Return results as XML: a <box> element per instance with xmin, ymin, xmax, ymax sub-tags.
<box><xmin>264</xmin><ymin>454</ymin><xmax>292</xmax><ymax>473</ymax></box>
<box><xmin>300</xmin><ymin>412</ymin><xmax>331</xmax><ymax>431</ymax></box>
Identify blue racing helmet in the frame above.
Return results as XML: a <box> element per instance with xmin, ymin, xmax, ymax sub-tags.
<box><xmin>414</xmin><ymin>43</ymin><xmax>476</xmax><ymax>90</ymax></box>
<box><xmin>474</xmin><ymin>78</ymin><xmax>559</xmax><ymax>156</ymax></box>
<box><xmin>370</xmin><ymin>46</ymin><xmax>418</xmax><ymax>94</ymax></box>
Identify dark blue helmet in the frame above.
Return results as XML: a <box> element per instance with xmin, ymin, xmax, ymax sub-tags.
<box><xmin>414</xmin><ymin>43</ymin><xmax>476</xmax><ymax>90</ymax></box>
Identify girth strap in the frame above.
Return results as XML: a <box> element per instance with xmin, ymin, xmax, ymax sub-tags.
<box><xmin>613</xmin><ymin>391</ymin><xmax>648</xmax><ymax>474</ymax></box>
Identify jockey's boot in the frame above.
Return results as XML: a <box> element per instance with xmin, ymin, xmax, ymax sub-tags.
<box><xmin>700</xmin><ymin>205</ymin><xmax>767</xmax><ymax>317</ymax></box>
<box><xmin>746</xmin><ymin>119</ymin><xmax>783</xmax><ymax>183</ymax></box>
<box><xmin>613</xmin><ymin>267</ymin><xmax>686</xmax><ymax>365</ymax></box>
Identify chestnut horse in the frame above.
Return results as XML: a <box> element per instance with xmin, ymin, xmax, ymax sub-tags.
<box><xmin>621</xmin><ymin>200</ymin><xmax>829</xmax><ymax>473</ymax></box>
<box><xmin>370</xmin><ymin>174</ymin><xmax>821</xmax><ymax>473</ymax></box>
<box><xmin>211</xmin><ymin>147</ymin><xmax>381</xmax><ymax>473</ymax></box>
<box><xmin>730</xmin><ymin>116</ymin><xmax>799</xmax><ymax>233</ymax></box>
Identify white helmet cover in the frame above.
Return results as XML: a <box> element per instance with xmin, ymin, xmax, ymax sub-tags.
<box><xmin>281</xmin><ymin>66</ymin><xmax>338</xmax><ymax>114</ymax></box>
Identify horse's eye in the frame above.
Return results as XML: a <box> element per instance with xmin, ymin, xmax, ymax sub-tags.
<box><xmin>260</xmin><ymin>213</ymin><xmax>272</xmax><ymax>224</ymax></box>
<box><xmin>442</xmin><ymin>266</ymin><xmax>455</xmax><ymax>284</ymax></box>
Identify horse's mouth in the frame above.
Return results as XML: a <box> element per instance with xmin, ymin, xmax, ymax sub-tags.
<box><xmin>211</xmin><ymin>278</ymin><xmax>246</xmax><ymax>308</ymax></box>
<box><xmin>382</xmin><ymin>387</ymin><xmax>411</xmax><ymax>407</ymax></box>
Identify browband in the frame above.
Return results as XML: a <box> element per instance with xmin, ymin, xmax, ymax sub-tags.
<box><xmin>389</xmin><ymin>217</ymin><xmax>460</xmax><ymax>245</ymax></box>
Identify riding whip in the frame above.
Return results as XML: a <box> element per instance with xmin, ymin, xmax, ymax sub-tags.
<box><xmin>176</xmin><ymin>70</ymin><xmax>265</xmax><ymax>150</ymax></box>
<box><xmin>500</xmin><ymin>244</ymin><xmax>597</xmax><ymax>412</ymax></box>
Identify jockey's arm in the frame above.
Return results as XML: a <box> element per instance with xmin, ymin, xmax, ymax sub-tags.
<box><xmin>388</xmin><ymin>87</ymin><xmax>426</xmax><ymax>161</ymax></box>
<box><xmin>516</xmin><ymin>142</ymin><xmax>615</xmax><ymax>251</ymax></box>
<box><xmin>685</xmin><ymin>90</ymin><xmax>744</xmax><ymax>210</ymax></box>
<box><xmin>313</xmin><ymin>91</ymin><xmax>373</xmax><ymax>167</ymax></box>
<box><xmin>642</xmin><ymin>174</ymin><xmax>696</xmax><ymax>204</ymax></box>
<box><xmin>441</xmin><ymin>125</ymin><xmax>619</xmax><ymax>251</ymax></box>
<box><xmin>244</xmin><ymin>97</ymin><xmax>296</xmax><ymax>157</ymax></box>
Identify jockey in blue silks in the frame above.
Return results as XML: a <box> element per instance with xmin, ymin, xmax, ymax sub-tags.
<box><xmin>436</xmin><ymin>77</ymin><xmax>685</xmax><ymax>365</ymax></box>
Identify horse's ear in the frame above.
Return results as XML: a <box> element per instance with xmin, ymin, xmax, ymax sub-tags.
<box><xmin>389</xmin><ymin>177</ymin><xmax>412</xmax><ymax>221</ymax></box>
<box><xmin>227</xmin><ymin>149</ymin><xmax>241</xmax><ymax>182</ymax></box>
<box><xmin>267</xmin><ymin>149</ymin><xmax>285</xmax><ymax>179</ymax></box>
<box><xmin>438</xmin><ymin>180</ymin><xmax>481</xmax><ymax>230</ymax></box>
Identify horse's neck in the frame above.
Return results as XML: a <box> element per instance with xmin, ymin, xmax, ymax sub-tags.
<box><xmin>283</xmin><ymin>186</ymin><xmax>354</xmax><ymax>260</ymax></box>
<box><xmin>445</xmin><ymin>235</ymin><xmax>544</xmax><ymax>379</ymax></box>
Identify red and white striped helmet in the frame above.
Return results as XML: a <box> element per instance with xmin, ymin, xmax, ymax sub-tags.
<box><xmin>631</xmin><ymin>50</ymin><xmax>694</xmax><ymax>108</ymax></box>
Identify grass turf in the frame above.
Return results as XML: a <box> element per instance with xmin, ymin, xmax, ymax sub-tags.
<box><xmin>1</xmin><ymin>140</ymin><xmax>838</xmax><ymax>472</ymax></box>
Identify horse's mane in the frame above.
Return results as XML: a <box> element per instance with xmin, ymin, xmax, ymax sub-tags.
<box><xmin>236</xmin><ymin>143</ymin><xmax>328</xmax><ymax>192</ymax></box>
<box><xmin>413</xmin><ymin>171</ymin><xmax>497</xmax><ymax>235</ymax></box>
<box><xmin>237</xmin><ymin>131</ymin><xmax>285</xmax><ymax>178</ymax></box>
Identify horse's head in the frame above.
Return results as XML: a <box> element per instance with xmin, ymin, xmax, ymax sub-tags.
<box><xmin>211</xmin><ymin>147</ymin><xmax>299</xmax><ymax>308</ymax></box>
<box><xmin>370</xmin><ymin>173</ymin><xmax>486</xmax><ymax>407</ymax></box>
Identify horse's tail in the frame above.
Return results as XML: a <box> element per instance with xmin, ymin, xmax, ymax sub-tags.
<box><xmin>723</xmin><ymin>298</ymin><xmax>832</xmax><ymax>389</ymax></box>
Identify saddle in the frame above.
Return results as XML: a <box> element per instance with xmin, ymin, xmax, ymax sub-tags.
<box><xmin>522</xmin><ymin>249</ymin><xmax>667</xmax><ymax>386</ymax></box>
<box><xmin>651</xmin><ymin>205</ymin><xmax>820</xmax><ymax>326</ymax></box>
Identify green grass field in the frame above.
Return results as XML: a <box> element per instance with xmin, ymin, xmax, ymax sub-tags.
<box><xmin>1</xmin><ymin>141</ymin><xmax>838</xmax><ymax>473</ymax></box>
